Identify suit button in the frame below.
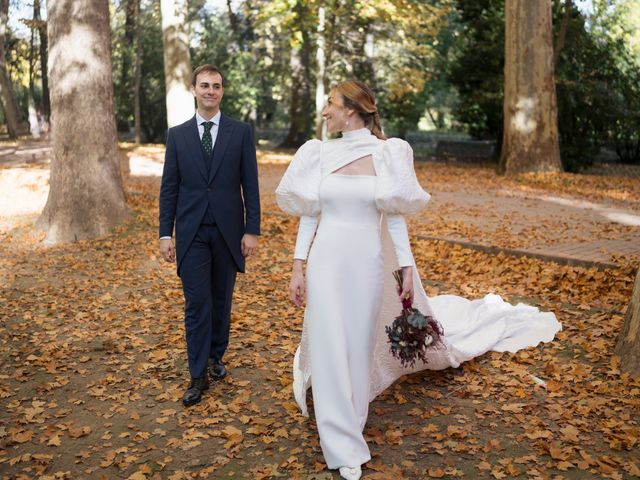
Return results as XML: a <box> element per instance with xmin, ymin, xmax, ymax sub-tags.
<box><xmin>207</xmin><ymin>188</ymin><xmax>212</xmax><ymax>192</ymax></box>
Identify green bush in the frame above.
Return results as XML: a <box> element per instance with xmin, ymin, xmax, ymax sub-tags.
<box><xmin>447</xmin><ymin>0</ymin><xmax>640</xmax><ymax>170</ymax></box>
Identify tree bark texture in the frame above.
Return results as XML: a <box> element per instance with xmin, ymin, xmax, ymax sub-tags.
<box><xmin>615</xmin><ymin>268</ymin><xmax>640</xmax><ymax>377</ymax></box>
<box><xmin>160</xmin><ymin>0</ymin><xmax>193</xmax><ymax>128</ymax></box>
<box><xmin>0</xmin><ymin>0</ymin><xmax>22</xmax><ymax>138</ymax></box>
<box><xmin>499</xmin><ymin>0</ymin><xmax>563</xmax><ymax>175</ymax></box>
<box><xmin>38</xmin><ymin>0</ymin><xmax>128</xmax><ymax>244</ymax></box>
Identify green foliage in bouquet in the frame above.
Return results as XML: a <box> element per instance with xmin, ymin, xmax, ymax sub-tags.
<box><xmin>385</xmin><ymin>270</ymin><xmax>444</xmax><ymax>368</ymax></box>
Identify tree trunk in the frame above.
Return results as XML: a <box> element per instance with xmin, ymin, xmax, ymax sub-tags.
<box><xmin>0</xmin><ymin>0</ymin><xmax>22</xmax><ymax>138</ymax></box>
<box><xmin>29</xmin><ymin>6</ymin><xmax>36</xmax><ymax>98</ymax></box>
<box><xmin>133</xmin><ymin>0</ymin><xmax>142</xmax><ymax>143</ymax></box>
<box><xmin>37</xmin><ymin>0</ymin><xmax>128</xmax><ymax>244</ymax></box>
<box><xmin>160</xmin><ymin>0</ymin><xmax>193</xmax><ymax>128</ymax></box>
<box><xmin>280</xmin><ymin>2</ymin><xmax>314</xmax><ymax>148</ymax></box>
<box><xmin>553</xmin><ymin>0</ymin><xmax>572</xmax><ymax>66</ymax></box>
<box><xmin>28</xmin><ymin>5</ymin><xmax>41</xmax><ymax>138</ymax></box>
<box><xmin>315</xmin><ymin>5</ymin><xmax>326</xmax><ymax>139</ymax></box>
<box><xmin>117</xmin><ymin>0</ymin><xmax>136</xmax><ymax>132</ymax></box>
<box><xmin>615</xmin><ymin>268</ymin><xmax>640</xmax><ymax>377</ymax></box>
<box><xmin>499</xmin><ymin>0</ymin><xmax>563</xmax><ymax>176</ymax></box>
<box><xmin>28</xmin><ymin>97</ymin><xmax>40</xmax><ymax>138</ymax></box>
<box><xmin>34</xmin><ymin>0</ymin><xmax>50</xmax><ymax>120</ymax></box>
<box><xmin>226</xmin><ymin>0</ymin><xmax>241</xmax><ymax>40</ymax></box>
<box><xmin>357</xmin><ymin>27</ymin><xmax>376</xmax><ymax>88</ymax></box>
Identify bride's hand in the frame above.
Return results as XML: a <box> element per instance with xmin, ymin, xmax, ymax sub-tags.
<box><xmin>290</xmin><ymin>260</ymin><xmax>306</xmax><ymax>307</ymax></box>
<box><xmin>399</xmin><ymin>266</ymin><xmax>414</xmax><ymax>305</ymax></box>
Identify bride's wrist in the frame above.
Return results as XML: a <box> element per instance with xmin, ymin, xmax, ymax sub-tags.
<box><xmin>292</xmin><ymin>259</ymin><xmax>305</xmax><ymax>273</ymax></box>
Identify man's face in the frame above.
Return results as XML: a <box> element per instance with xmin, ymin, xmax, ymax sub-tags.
<box><xmin>191</xmin><ymin>71</ymin><xmax>224</xmax><ymax>114</ymax></box>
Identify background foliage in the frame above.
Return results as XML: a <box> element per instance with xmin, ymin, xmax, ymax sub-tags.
<box><xmin>2</xmin><ymin>0</ymin><xmax>640</xmax><ymax>167</ymax></box>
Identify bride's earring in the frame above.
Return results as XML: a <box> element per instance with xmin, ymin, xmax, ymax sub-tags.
<box><xmin>345</xmin><ymin>119</ymin><xmax>349</xmax><ymax>127</ymax></box>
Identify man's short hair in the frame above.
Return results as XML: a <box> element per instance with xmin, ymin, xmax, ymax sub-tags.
<box><xmin>191</xmin><ymin>65</ymin><xmax>225</xmax><ymax>87</ymax></box>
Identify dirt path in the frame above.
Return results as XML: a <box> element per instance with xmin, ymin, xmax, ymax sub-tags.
<box><xmin>0</xmin><ymin>148</ymin><xmax>639</xmax><ymax>479</ymax></box>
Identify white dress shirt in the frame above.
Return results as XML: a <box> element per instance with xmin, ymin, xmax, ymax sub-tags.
<box><xmin>196</xmin><ymin>110</ymin><xmax>221</xmax><ymax>148</ymax></box>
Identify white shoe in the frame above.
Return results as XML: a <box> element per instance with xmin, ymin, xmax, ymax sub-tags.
<box><xmin>339</xmin><ymin>466</ymin><xmax>362</xmax><ymax>480</ymax></box>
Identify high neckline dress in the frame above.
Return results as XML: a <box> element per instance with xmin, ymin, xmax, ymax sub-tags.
<box><xmin>276</xmin><ymin>129</ymin><xmax>562</xmax><ymax>471</ymax></box>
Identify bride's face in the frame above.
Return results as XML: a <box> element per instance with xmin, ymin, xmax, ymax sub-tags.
<box><xmin>322</xmin><ymin>91</ymin><xmax>351</xmax><ymax>133</ymax></box>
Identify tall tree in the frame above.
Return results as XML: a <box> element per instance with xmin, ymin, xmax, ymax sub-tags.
<box><xmin>0</xmin><ymin>0</ymin><xmax>22</xmax><ymax>138</ymax></box>
<box><xmin>314</xmin><ymin>4</ymin><xmax>326</xmax><ymax>139</ymax></box>
<box><xmin>553</xmin><ymin>0</ymin><xmax>573</xmax><ymax>66</ymax></box>
<box><xmin>116</xmin><ymin>0</ymin><xmax>136</xmax><ymax>131</ymax></box>
<box><xmin>280</xmin><ymin>0</ymin><xmax>314</xmax><ymax>148</ymax></box>
<box><xmin>28</xmin><ymin>2</ymin><xmax>41</xmax><ymax>137</ymax></box>
<box><xmin>34</xmin><ymin>0</ymin><xmax>50</xmax><ymax>120</ymax></box>
<box><xmin>447</xmin><ymin>0</ymin><xmax>505</xmax><ymax>143</ymax></box>
<box><xmin>133</xmin><ymin>0</ymin><xmax>142</xmax><ymax>143</ymax></box>
<box><xmin>160</xmin><ymin>0</ymin><xmax>193</xmax><ymax>128</ymax></box>
<box><xmin>38</xmin><ymin>0</ymin><xmax>128</xmax><ymax>243</ymax></box>
<box><xmin>499</xmin><ymin>0</ymin><xmax>563</xmax><ymax>175</ymax></box>
<box><xmin>372</xmin><ymin>1</ymin><xmax>448</xmax><ymax>138</ymax></box>
<box><xmin>135</xmin><ymin>0</ymin><xmax>165</xmax><ymax>142</ymax></box>
<box><xmin>616</xmin><ymin>269</ymin><xmax>640</xmax><ymax>377</ymax></box>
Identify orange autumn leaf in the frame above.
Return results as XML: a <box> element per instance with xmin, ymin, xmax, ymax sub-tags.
<box><xmin>427</xmin><ymin>467</ymin><xmax>446</xmax><ymax>478</ymax></box>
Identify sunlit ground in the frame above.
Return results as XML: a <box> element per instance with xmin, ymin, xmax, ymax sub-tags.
<box><xmin>1</xmin><ymin>142</ymin><xmax>639</xmax><ymax>479</ymax></box>
<box><xmin>1</xmin><ymin>144</ymin><xmax>639</xmax><ymax>268</ymax></box>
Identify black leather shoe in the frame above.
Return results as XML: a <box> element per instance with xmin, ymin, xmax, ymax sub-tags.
<box><xmin>182</xmin><ymin>376</ymin><xmax>209</xmax><ymax>407</ymax></box>
<box><xmin>208</xmin><ymin>359</ymin><xmax>227</xmax><ymax>380</ymax></box>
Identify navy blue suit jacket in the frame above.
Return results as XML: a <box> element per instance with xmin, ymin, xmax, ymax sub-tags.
<box><xmin>159</xmin><ymin>114</ymin><xmax>260</xmax><ymax>274</ymax></box>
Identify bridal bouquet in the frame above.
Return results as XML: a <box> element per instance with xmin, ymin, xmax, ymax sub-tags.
<box><xmin>385</xmin><ymin>269</ymin><xmax>444</xmax><ymax>368</ymax></box>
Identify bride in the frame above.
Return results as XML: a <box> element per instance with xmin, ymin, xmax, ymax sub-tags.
<box><xmin>275</xmin><ymin>79</ymin><xmax>561</xmax><ymax>480</ymax></box>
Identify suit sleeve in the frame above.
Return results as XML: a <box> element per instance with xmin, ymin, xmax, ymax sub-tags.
<box><xmin>159</xmin><ymin>128</ymin><xmax>179</xmax><ymax>238</ymax></box>
<box><xmin>240</xmin><ymin>124</ymin><xmax>261</xmax><ymax>235</ymax></box>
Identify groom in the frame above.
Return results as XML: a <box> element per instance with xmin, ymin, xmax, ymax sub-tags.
<box><xmin>159</xmin><ymin>65</ymin><xmax>261</xmax><ymax>406</ymax></box>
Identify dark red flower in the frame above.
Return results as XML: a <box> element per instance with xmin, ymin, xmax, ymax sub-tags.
<box><xmin>385</xmin><ymin>269</ymin><xmax>444</xmax><ymax>368</ymax></box>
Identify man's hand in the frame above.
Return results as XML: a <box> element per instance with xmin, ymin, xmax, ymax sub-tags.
<box><xmin>160</xmin><ymin>238</ymin><xmax>175</xmax><ymax>263</ymax></box>
<box><xmin>241</xmin><ymin>234</ymin><xmax>259</xmax><ymax>257</ymax></box>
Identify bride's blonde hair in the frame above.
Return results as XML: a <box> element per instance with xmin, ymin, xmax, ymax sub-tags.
<box><xmin>332</xmin><ymin>80</ymin><xmax>386</xmax><ymax>140</ymax></box>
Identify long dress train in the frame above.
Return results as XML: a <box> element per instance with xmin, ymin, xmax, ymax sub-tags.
<box><xmin>293</xmin><ymin>209</ymin><xmax>561</xmax><ymax>469</ymax></box>
<box><xmin>277</xmin><ymin>128</ymin><xmax>562</xmax><ymax>470</ymax></box>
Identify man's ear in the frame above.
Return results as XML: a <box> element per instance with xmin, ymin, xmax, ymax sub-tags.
<box><xmin>190</xmin><ymin>85</ymin><xmax>196</xmax><ymax>97</ymax></box>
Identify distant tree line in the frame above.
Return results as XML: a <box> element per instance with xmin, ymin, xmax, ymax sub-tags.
<box><xmin>1</xmin><ymin>0</ymin><xmax>639</xmax><ymax>169</ymax></box>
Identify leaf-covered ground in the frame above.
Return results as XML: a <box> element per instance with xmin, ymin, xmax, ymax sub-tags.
<box><xmin>1</xmin><ymin>149</ymin><xmax>639</xmax><ymax>479</ymax></box>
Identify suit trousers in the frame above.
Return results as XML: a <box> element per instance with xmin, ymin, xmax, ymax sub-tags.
<box><xmin>180</xmin><ymin>223</ymin><xmax>237</xmax><ymax>379</ymax></box>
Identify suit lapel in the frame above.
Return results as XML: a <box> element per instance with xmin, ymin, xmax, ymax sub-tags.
<box><xmin>183</xmin><ymin>116</ymin><xmax>208</xmax><ymax>182</ymax></box>
<box><xmin>208</xmin><ymin>114</ymin><xmax>234</xmax><ymax>183</ymax></box>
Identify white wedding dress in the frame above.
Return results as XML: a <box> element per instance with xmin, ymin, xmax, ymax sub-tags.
<box><xmin>275</xmin><ymin>128</ymin><xmax>561</xmax><ymax>470</ymax></box>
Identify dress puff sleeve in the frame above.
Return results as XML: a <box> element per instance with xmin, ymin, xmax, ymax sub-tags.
<box><xmin>275</xmin><ymin>139</ymin><xmax>322</xmax><ymax>217</ymax></box>
<box><xmin>375</xmin><ymin>138</ymin><xmax>431</xmax><ymax>215</ymax></box>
